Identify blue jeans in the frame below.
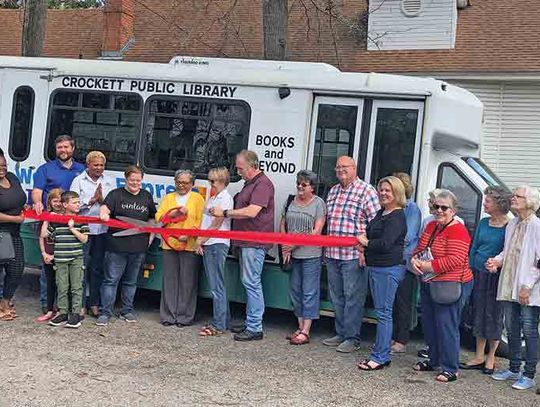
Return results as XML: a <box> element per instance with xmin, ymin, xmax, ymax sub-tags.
<box><xmin>100</xmin><ymin>251</ymin><xmax>146</xmax><ymax>317</ymax></box>
<box><xmin>290</xmin><ymin>257</ymin><xmax>322</xmax><ymax>320</ymax></box>
<box><xmin>40</xmin><ymin>266</ymin><xmax>47</xmax><ymax>308</ymax></box>
<box><xmin>202</xmin><ymin>243</ymin><xmax>230</xmax><ymax>331</ymax></box>
<box><xmin>421</xmin><ymin>280</ymin><xmax>474</xmax><ymax>373</ymax></box>
<box><xmin>239</xmin><ymin>247</ymin><xmax>266</xmax><ymax>333</ymax></box>
<box><xmin>369</xmin><ymin>265</ymin><xmax>406</xmax><ymax>364</ymax></box>
<box><xmin>326</xmin><ymin>257</ymin><xmax>368</xmax><ymax>342</ymax></box>
<box><xmin>83</xmin><ymin>234</ymin><xmax>107</xmax><ymax>308</ymax></box>
<box><xmin>502</xmin><ymin>301</ymin><xmax>540</xmax><ymax>379</ymax></box>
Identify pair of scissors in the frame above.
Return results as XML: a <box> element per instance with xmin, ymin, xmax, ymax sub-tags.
<box><xmin>112</xmin><ymin>216</ymin><xmax>162</xmax><ymax>237</ymax></box>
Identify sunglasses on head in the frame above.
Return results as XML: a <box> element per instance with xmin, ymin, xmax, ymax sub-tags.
<box><xmin>433</xmin><ymin>204</ymin><xmax>451</xmax><ymax>212</ymax></box>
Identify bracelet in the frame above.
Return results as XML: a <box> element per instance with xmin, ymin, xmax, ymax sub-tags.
<box><xmin>223</xmin><ymin>209</ymin><xmax>229</xmax><ymax>218</ymax></box>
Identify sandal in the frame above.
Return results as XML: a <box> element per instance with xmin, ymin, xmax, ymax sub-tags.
<box><xmin>0</xmin><ymin>311</ymin><xmax>14</xmax><ymax>321</ymax></box>
<box><xmin>36</xmin><ymin>312</ymin><xmax>57</xmax><ymax>323</ymax></box>
<box><xmin>358</xmin><ymin>359</ymin><xmax>391</xmax><ymax>371</ymax></box>
<box><xmin>286</xmin><ymin>329</ymin><xmax>301</xmax><ymax>340</ymax></box>
<box><xmin>413</xmin><ymin>361</ymin><xmax>435</xmax><ymax>372</ymax></box>
<box><xmin>436</xmin><ymin>371</ymin><xmax>458</xmax><ymax>383</ymax></box>
<box><xmin>290</xmin><ymin>331</ymin><xmax>310</xmax><ymax>345</ymax></box>
<box><xmin>199</xmin><ymin>325</ymin><xmax>224</xmax><ymax>337</ymax></box>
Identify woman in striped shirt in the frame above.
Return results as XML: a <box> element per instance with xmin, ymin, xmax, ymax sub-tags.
<box><xmin>411</xmin><ymin>189</ymin><xmax>474</xmax><ymax>383</ymax></box>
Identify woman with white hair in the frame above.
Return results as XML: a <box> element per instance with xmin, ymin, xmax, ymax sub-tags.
<box><xmin>487</xmin><ymin>185</ymin><xmax>540</xmax><ymax>391</ymax></box>
<box><xmin>411</xmin><ymin>189</ymin><xmax>473</xmax><ymax>383</ymax></box>
<box><xmin>156</xmin><ymin>169</ymin><xmax>205</xmax><ymax>327</ymax></box>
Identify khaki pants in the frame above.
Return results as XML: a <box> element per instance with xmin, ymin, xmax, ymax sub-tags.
<box><xmin>55</xmin><ymin>256</ymin><xmax>84</xmax><ymax>313</ymax></box>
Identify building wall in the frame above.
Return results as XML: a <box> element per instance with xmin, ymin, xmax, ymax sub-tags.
<box><xmin>0</xmin><ymin>9</ymin><xmax>103</xmax><ymax>59</ymax></box>
<box><xmin>449</xmin><ymin>79</ymin><xmax>540</xmax><ymax>189</ymax></box>
<box><xmin>368</xmin><ymin>0</ymin><xmax>457</xmax><ymax>51</ymax></box>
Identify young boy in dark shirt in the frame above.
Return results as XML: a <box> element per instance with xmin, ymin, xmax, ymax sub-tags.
<box><xmin>46</xmin><ymin>191</ymin><xmax>89</xmax><ymax>328</ymax></box>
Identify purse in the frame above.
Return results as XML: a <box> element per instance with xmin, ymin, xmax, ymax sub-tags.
<box><xmin>0</xmin><ymin>231</ymin><xmax>15</xmax><ymax>263</ymax></box>
<box><xmin>429</xmin><ymin>281</ymin><xmax>462</xmax><ymax>304</ymax></box>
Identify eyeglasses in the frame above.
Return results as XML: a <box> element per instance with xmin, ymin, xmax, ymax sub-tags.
<box><xmin>512</xmin><ymin>194</ymin><xmax>526</xmax><ymax>200</ymax></box>
<box><xmin>296</xmin><ymin>182</ymin><xmax>311</xmax><ymax>188</ymax></box>
<box><xmin>175</xmin><ymin>180</ymin><xmax>191</xmax><ymax>185</ymax></box>
<box><xmin>334</xmin><ymin>165</ymin><xmax>354</xmax><ymax>171</ymax></box>
<box><xmin>433</xmin><ymin>204</ymin><xmax>451</xmax><ymax>212</ymax></box>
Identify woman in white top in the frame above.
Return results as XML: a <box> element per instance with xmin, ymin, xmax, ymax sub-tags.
<box><xmin>196</xmin><ymin>167</ymin><xmax>234</xmax><ymax>336</ymax></box>
<box><xmin>486</xmin><ymin>185</ymin><xmax>540</xmax><ymax>391</ymax></box>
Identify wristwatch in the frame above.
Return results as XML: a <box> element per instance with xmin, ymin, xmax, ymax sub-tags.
<box><xmin>223</xmin><ymin>209</ymin><xmax>229</xmax><ymax>218</ymax></box>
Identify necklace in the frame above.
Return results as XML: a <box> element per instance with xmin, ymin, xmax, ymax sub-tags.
<box><xmin>295</xmin><ymin>196</ymin><xmax>315</xmax><ymax>207</ymax></box>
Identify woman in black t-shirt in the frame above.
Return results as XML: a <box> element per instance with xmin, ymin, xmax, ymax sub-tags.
<box><xmin>97</xmin><ymin>165</ymin><xmax>157</xmax><ymax>326</ymax></box>
<box><xmin>357</xmin><ymin>176</ymin><xmax>407</xmax><ymax>371</ymax></box>
<box><xmin>0</xmin><ymin>153</ymin><xmax>27</xmax><ymax>321</ymax></box>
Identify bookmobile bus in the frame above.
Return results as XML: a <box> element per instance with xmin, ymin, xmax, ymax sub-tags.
<box><xmin>0</xmin><ymin>55</ymin><xmax>506</xmax><ymax>329</ymax></box>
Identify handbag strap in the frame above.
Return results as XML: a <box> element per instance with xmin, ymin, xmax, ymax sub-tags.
<box><xmin>427</xmin><ymin>218</ymin><xmax>468</xmax><ymax>284</ymax></box>
<box><xmin>426</xmin><ymin>218</ymin><xmax>454</xmax><ymax>248</ymax></box>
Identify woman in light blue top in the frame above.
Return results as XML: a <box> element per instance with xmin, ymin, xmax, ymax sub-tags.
<box><xmin>391</xmin><ymin>173</ymin><xmax>422</xmax><ymax>354</ymax></box>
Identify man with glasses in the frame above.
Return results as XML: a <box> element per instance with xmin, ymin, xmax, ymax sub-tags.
<box><xmin>323</xmin><ymin>156</ymin><xmax>380</xmax><ymax>353</ymax></box>
<box><xmin>211</xmin><ymin>150</ymin><xmax>274</xmax><ymax>341</ymax></box>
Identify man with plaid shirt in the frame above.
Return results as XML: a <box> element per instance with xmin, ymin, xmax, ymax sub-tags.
<box><xmin>323</xmin><ymin>156</ymin><xmax>380</xmax><ymax>353</ymax></box>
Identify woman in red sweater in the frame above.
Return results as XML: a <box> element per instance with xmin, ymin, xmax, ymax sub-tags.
<box><xmin>411</xmin><ymin>189</ymin><xmax>474</xmax><ymax>383</ymax></box>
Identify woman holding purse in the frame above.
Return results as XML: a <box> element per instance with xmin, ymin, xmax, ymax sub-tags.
<box><xmin>411</xmin><ymin>189</ymin><xmax>473</xmax><ymax>383</ymax></box>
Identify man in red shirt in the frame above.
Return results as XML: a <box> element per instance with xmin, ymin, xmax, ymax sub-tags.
<box><xmin>211</xmin><ymin>150</ymin><xmax>274</xmax><ymax>341</ymax></box>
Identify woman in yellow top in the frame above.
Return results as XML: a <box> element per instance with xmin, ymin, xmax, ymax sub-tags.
<box><xmin>156</xmin><ymin>169</ymin><xmax>205</xmax><ymax>327</ymax></box>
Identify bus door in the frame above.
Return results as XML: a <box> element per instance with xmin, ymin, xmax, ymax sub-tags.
<box><xmin>362</xmin><ymin>100</ymin><xmax>424</xmax><ymax>188</ymax></box>
<box><xmin>0</xmin><ymin>69</ymin><xmax>51</xmax><ymax>191</ymax></box>
<box><xmin>307</xmin><ymin>96</ymin><xmax>364</xmax><ymax>198</ymax></box>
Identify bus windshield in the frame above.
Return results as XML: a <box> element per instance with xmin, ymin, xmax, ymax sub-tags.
<box><xmin>462</xmin><ymin>157</ymin><xmax>509</xmax><ymax>190</ymax></box>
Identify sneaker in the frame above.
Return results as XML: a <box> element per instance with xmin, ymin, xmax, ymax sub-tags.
<box><xmin>336</xmin><ymin>339</ymin><xmax>361</xmax><ymax>353</ymax></box>
<box><xmin>96</xmin><ymin>315</ymin><xmax>110</xmax><ymax>326</ymax></box>
<box><xmin>322</xmin><ymin>335</ymin><xmax>343</xmax><ymax>347</ymax></box>
<box><xmin>512</xmin><ymin>376</ymin><xmax>536</xmax><ymax>390</ymax></box>
<box><xmin>49</xmin><ymin>313</ymin><xmax>68</xmax><ymax>327</ymax></box>
<box><xmin>233</xmin><ymin>329</ymin><xmax>264</xmax><ymax>341</ymax></box>
<box><xmin>119</xmin><ymin>312</ymin><xmax>138</xmax><ymax>323</ymax></box>
<box><xmin>230</xmin><ymin>323</ymin><xmax>246</xmax><ymax>333</ymax></box>
<box><xmin>65</xmin><ymin>313</ymin><xmax>82</xmax><ymax>329</ymax></box>
<box><xmin>491</xmin><ymin>369</ymin><xmax>521</xmax><ymax>381</ymax></box>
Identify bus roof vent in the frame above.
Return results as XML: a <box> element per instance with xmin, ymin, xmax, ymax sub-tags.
<box><xmin>169</xmin><ymin>56</ymin><xmax>340</xmax><ymax>73</ymax></box>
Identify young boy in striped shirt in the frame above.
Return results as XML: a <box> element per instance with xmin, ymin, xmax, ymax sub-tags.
<box><xmin>47</xmin><ymin>191</ymin><xmax>89</xmax><ymax>328</ymax></box>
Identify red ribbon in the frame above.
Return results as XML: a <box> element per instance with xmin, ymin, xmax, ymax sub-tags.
<box><xmin>23</xmin><ymin>209</ymin><xmax>358</xmax><ymax>248</ymax></box>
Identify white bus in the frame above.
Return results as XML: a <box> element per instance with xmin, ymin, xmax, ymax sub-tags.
<box><xmin>0</xmin><ymin>55</ymin><xmax>505</xmax><ymax>318</ymax></box>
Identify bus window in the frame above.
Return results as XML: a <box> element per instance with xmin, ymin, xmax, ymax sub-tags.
<box><xmin>311</xmin><ymin>104</ymin><xmax>358</xmax><ymax>198</ymax></box>
<box><xmin>462</xmin><ymin>157</ymin><xmax>509</xmax><ymax>190</ymax></box>
<box><xmin>437</xmin><ymin>163</ymin><xmax>482</xmax><ymax>236</ymax></box>
<box><xmin>9</xmin><ymin>86</ymin><xmax>35</xmax><ymax>161</ymax></box>
<box><xmin>142</xmin><ymin>97</ymin><xmax>250</xmax><ymax>180</ymax></box>
<box><xmin>46</xmin><ymin>90</ymin><xmax>143</xmax><ymax>169</ymax></box>
<box><xmin>367</xmin><ymin>104</ymin><xmax>422</xmax><ymax>186</ymax></box>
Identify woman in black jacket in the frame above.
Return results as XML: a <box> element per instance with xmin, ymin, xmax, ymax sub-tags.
<box><xmin>0</xmin><ymin>151</ymin><xmax>27</xmax><ymax>321</ymax></box>
<box><xmin>357</xmin><ymin>176</ymin><xmax>407</xmax><ymax>371</ymax></box>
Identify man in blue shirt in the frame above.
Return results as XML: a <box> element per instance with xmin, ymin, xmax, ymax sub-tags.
<box><xmin>31</xmin><ymin>135</ymin><xmax>85</xmax><ymax>313</ymax></box>
<box><xmin>32</xmin><ymin>135</ymin><xmax>85</xmax><ymax>215</ymax></box>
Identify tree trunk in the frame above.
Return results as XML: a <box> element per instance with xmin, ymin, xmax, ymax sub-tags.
<box><xmin>22</xmin><ymin>0</ymin><xmax>48</xmax><ymax>57</ymax></box>
<box><xmin>262</xmin><ymin>0</ymin><xmax>288</xmax><ymax>60</ymax></box>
